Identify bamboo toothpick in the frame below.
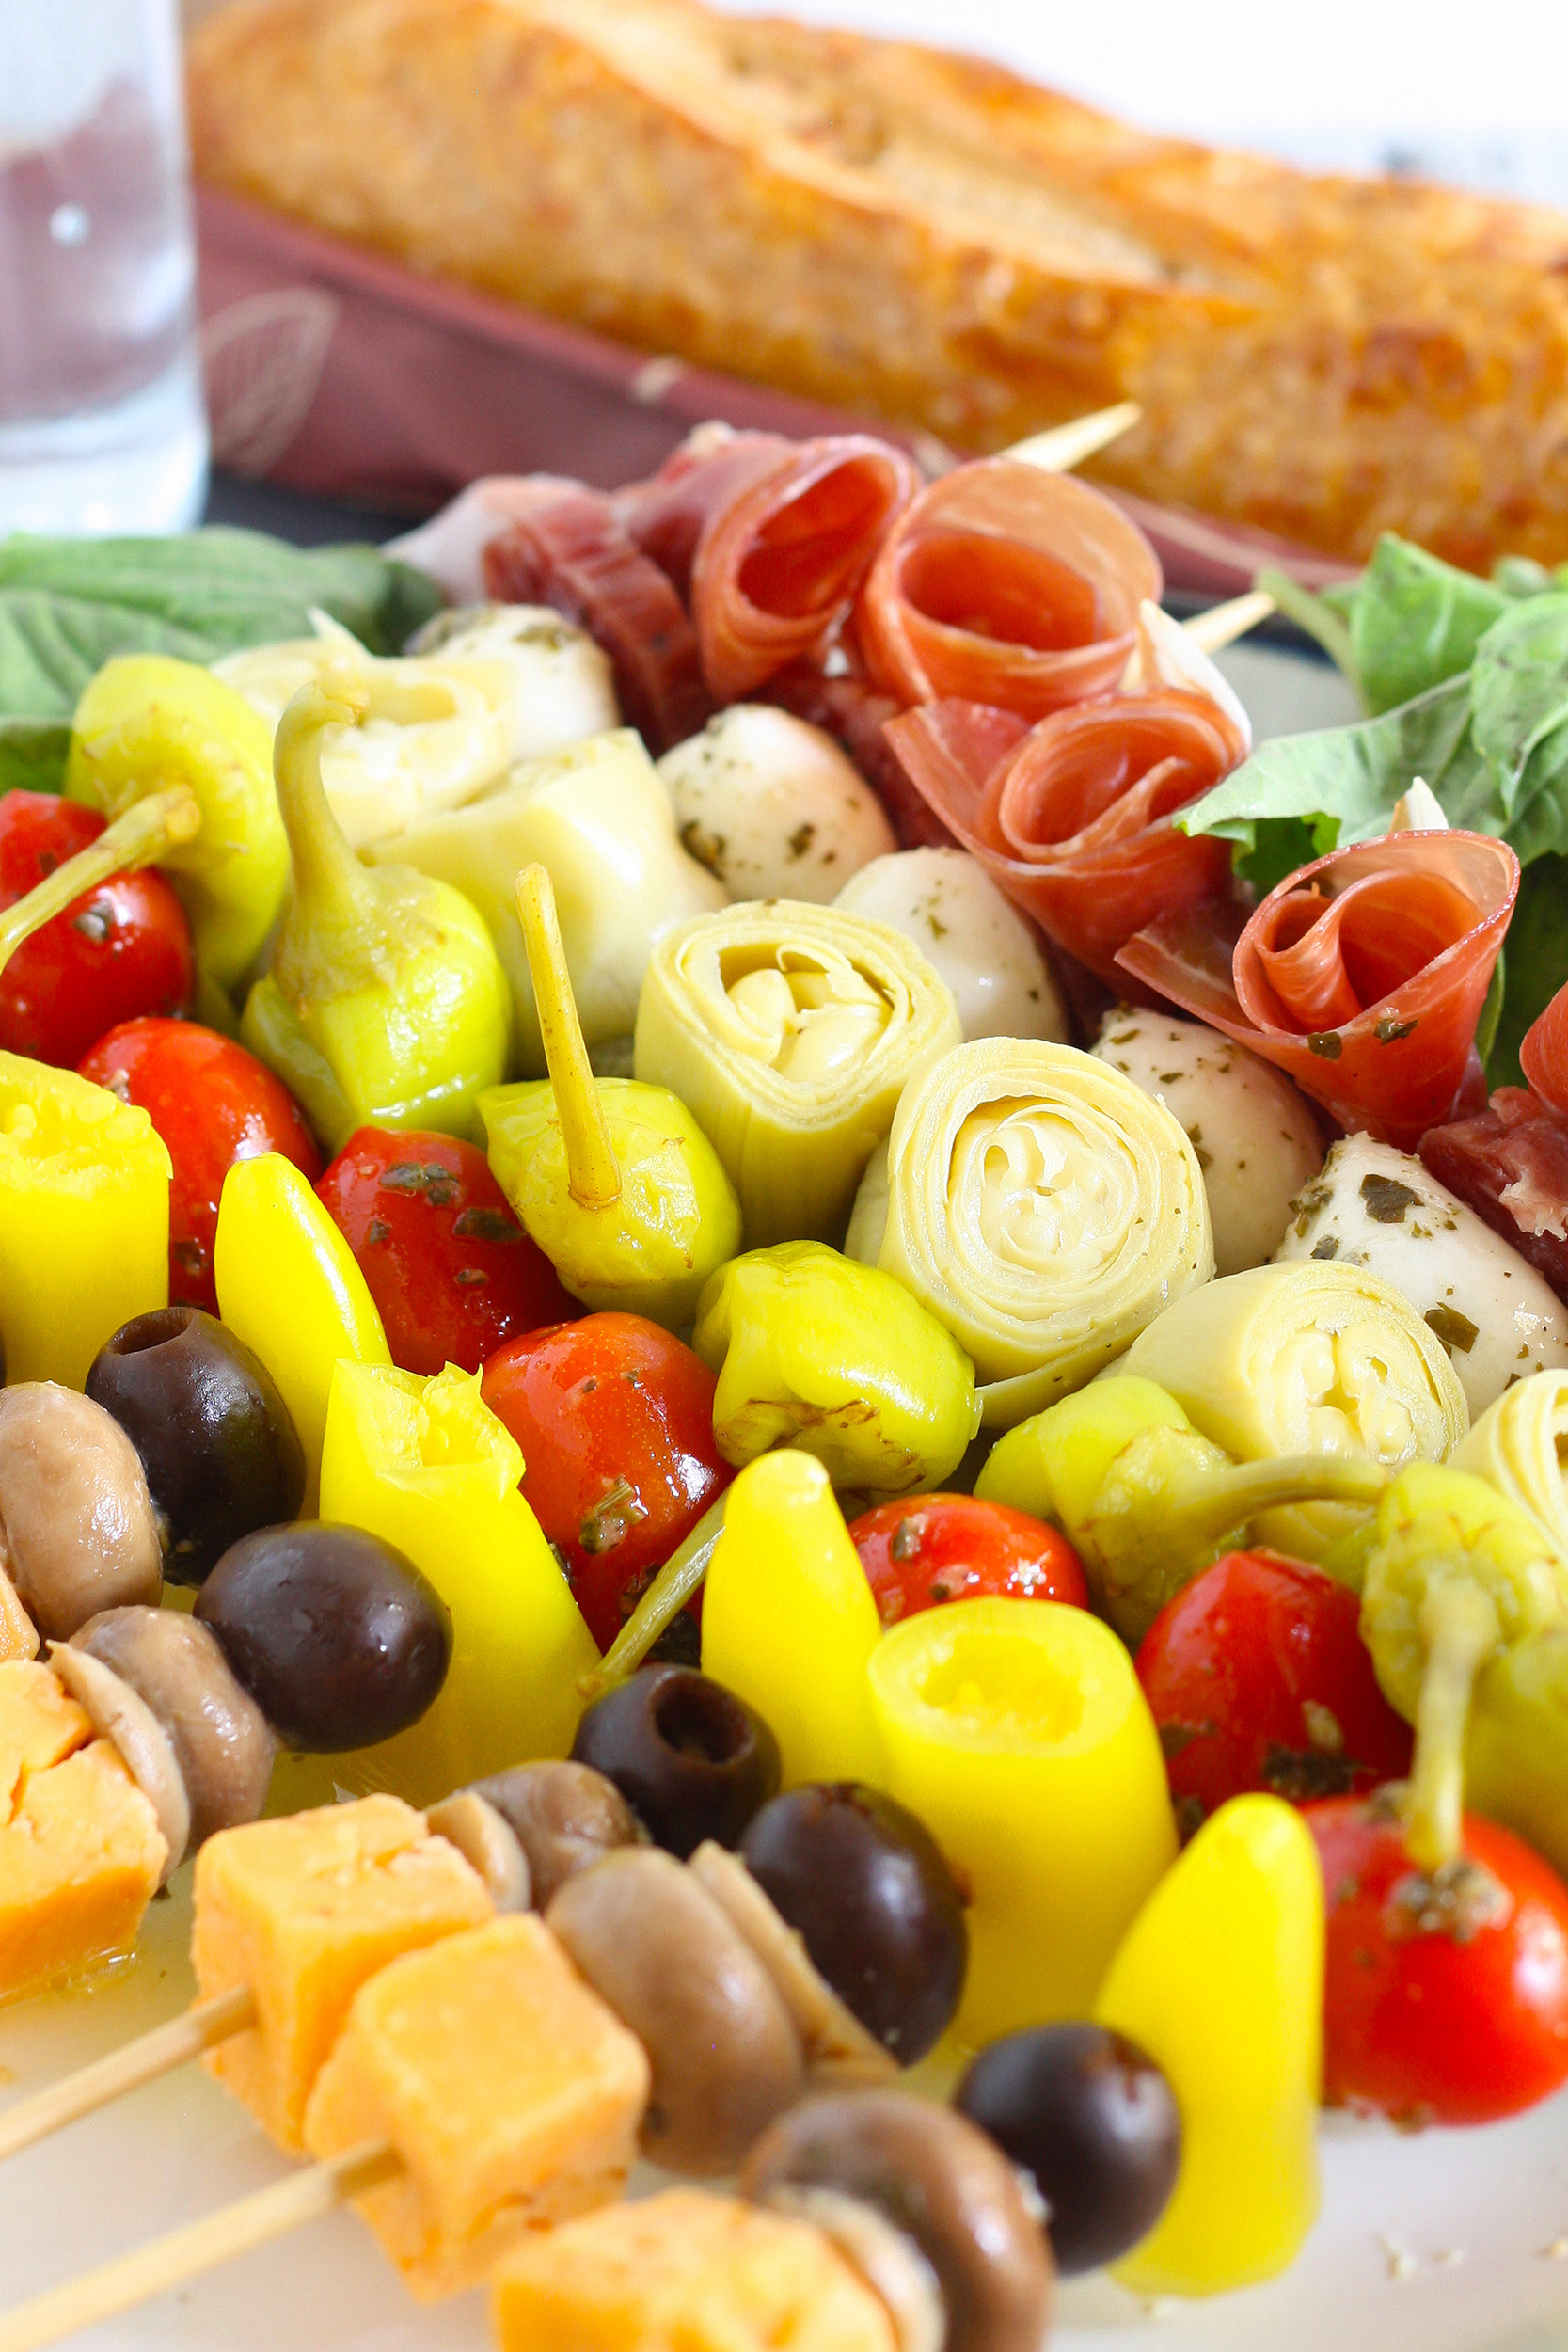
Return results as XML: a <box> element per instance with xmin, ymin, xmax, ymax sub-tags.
<box><xmin>0</xmin><ymin>2137</ymin><xmax>401</xmax><ymax>2352</ymax></box>
<box><xmin>1003</xmin><ymin>400</ymin><xmax>1143</xmax><ymax>473</ymax></box>
<box><xmin>1181</xmin><ymin>587</ymin><xmax>1277</xmax><ymax>654</ymax></box>
<box><xmin>0</xmin><ymin>1986</ymin><xmax>257</xmax><ymax>2168</ymax></box>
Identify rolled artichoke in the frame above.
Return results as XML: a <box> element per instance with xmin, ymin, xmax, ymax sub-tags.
<box><xmin>847</xmin><ymin>1039</ymin><xmax>1213</xmax><ymax>1428</ymax></box>
<box><xmin>1124</xmin><ymin>1261</ymin><xmax>1468</xmax><ymax>1558</ymax></box>
<box><xmin>634</xmin><ymin>901</ymin><xmax>961</xmax><ymax>1248</ymax></box>
<box><xmin>1454</xmin><ymin>1370</ymin><xmax>1568</xmax><ymax>1558</ymax></box>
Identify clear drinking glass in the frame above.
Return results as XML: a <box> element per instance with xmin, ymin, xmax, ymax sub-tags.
<box><xmin>0</xmin><ymin>0</ymin><xmax>209</xmax><ymax>534</ymax></box>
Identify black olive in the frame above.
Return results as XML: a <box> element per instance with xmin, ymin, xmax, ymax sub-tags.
<box><xmin>739</xmin><ymin>1783</ymin><xmax>966</xmax><ymax>2063</ymax></box>
<box><xmin>87</xmin><ymin>1308</ymin><xmax>306</xmax><ymax>1587</ymax></box>
<box><xmin>955</xmin><ymin>2023</ymin><xmax>1181</xmax><ymax>2275</ymax></box>
<box><xmin>195</xmin><ymin>1522</ymin><xmax>451</xmax><ymax>1751</ymax></box>
<box><xmin>569</xmin><ymin>1665</ymin><xmax>781</xmax><ymax>1859</ymax></box>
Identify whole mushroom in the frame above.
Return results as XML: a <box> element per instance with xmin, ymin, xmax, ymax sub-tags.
<box><xmin>0</xmin><ymin>1385</ymin><xmax>162</xmax><ymax>1641</ymax></box>
<box><xmin>469</xmin><ymin>1760</ymin><xmax>644</xmax><ymax>1910</ymax></box>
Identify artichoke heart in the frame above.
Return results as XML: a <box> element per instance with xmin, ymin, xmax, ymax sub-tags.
<box><xmin>1125</xmin><ymin>1261</ymin><xmax>1468</xmax><ymax>1558</ymax></box>
<box><xmin>1454</xmin><ymin>1369</ymin><xmax>1568</xmax><ymax>1558</ymax></box>
<box><xmin>213</xmin><ymin>627</ymin><xmax>515</xmax><ymax>846</ymax></box>
<box><xmin>635</xmin><ymin>901</ymin><xmax>961</xmax><ymax>1248</ymax></box>
<box><xmin>848</xmin><ymin>1039</ymin><xmax>1214</xmax><ymax>1428</ymax></box>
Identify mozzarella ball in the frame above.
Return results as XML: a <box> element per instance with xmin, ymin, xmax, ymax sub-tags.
<box><xmin>835</xmin><ymin>849</ymin><xmax>1069</xmax><ymax>1044</ymax></box>
<box><xmin>658</xmin><ymin>705</ymin><xmax>895</xmax><ymax>902</ymax></box>
<box><xmin>1274</xmin><ymin>1133</ymin><xmax>1568</xmax><ymax>1419</ymax></box>
<box><xmin>1093</xmin><ymin>1007</ymin><xmax>1324</xmax><ymax>1276</ymax></box>
<box><xmin>408</xmin><ymin>601</ymin><xmax>618</xmax><ymax>761</ymax></box>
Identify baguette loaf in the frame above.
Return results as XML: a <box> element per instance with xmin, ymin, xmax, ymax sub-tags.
<box><xmin>187</xmin><ymin>0</ymin><xmax>1568</xmax><ymax>571</ymax></box>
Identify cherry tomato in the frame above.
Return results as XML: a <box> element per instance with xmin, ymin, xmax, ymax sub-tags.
<box><xmin>80</xmin><ymin>1019</ymin><xmax>321</xmax><ymax>1314</ymax></box>
<box><xmin>318</xmin><ymin>1130</ymin><xmax>577</xmax><ymax>1377</ymax></box>
<box><xmin>847</xmin><ymin>1493</ymin><xmax>1088</xmax><ymax>1629</ymax></box>
<box><xmin>1307</xmin><ymin>1796</ymin><xmax>1568</xmax><ymax>2126</ymax></box>
<box><xmin>1134</xmin><ymin>1549</ymin><xmax>1413</xmax><ymax>1837</ymax></box>
<box><xmin>481</xmin><ymin>1313</ymin><xmax>732</xmax><ymax>1651</ymax></box>
<box><xmin>0</xmin><ymin>792</ymin><xmax>193</xmax><ymax>1065</ymax></box>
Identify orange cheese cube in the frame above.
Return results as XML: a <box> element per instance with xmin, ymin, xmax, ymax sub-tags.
<box><xmin>303</xmin><ymin>1915</ymin><xmax>650</xmax><ymax>2301</ymax></box>
<box><xmin>0</xmin><ymin>1571</ymin><xmax>38</xmax><ymax>1662</ymax></box>
<box><xmin>491</xmin><ymin>2188</ymin><xmax>899</xmax><ymax>2352</ymax></box>
<box><xmin>192</xmin><ymin>1793</ymin><xmax>494</xmax><ymax>2153</ymax></box>
<box><xmin>1</xmin><ymin>1660</ymin><xmax>166</xmax><ymax>2003</ymax></box>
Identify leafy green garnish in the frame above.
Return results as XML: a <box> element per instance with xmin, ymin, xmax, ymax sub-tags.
<box><xmin>0</xmin><ymin>528</ymin><xmax>441</xmax><ymax>793</ymax></box>
<box><xmin>1483</xmin><ymin>854</ymin><xmax>1568</xmax><ymax>1088</ymax></box>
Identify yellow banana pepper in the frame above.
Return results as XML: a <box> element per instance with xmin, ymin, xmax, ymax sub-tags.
<box><xmin>0</xmin><ymin>1055</ymin><xmax>169</xmax><ymax>1388</ymax></box>
<box><xmin>702</xmin><ymin>1451</ymin><xmax>882</xmax><ymax>1787</ymax></box>
<box><xmin>214</xmin><ymin>1152</ymin><xmax>390</xmax><ymax>1514</ymax></box>
<box><xmin>1095</xmin><ymin>1795</ymin><xmax>1323</xmax><ymax>2297</ymax></box>
<box><xmin>316</xmin><ymin>1360</ymin><xmax>598</xmax><ymax>1803</ymax></box>
<box><xmin>867</xmin><ymin>1597</ymin><xmax>1175</xmax><ymax>2042</ymax></box>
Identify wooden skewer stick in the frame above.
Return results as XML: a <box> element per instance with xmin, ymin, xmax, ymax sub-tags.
<box><xmin>1003</xmin><ymin>400</ymin><xmax>1142</xmax><ymax>473</ymax></box>
<box><xmin>0</xmin><ymin>2137</ymin><xmax>401</xmax><ymax>2352</ymax></box>
<box><xmin>1181</xmin><ymin>587</ymin><xmax>1277</xmax><ymax>654</ymax></box>
<box><xmin>0</xmin><ymin>1985</ymin><xmax>256</xmax><ymax>2168</ymax></box>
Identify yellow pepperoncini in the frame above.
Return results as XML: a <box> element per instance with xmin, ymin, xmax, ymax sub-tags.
<box><xmin>868</xmin><ymin>1597</ymin><xmax>1175</xmax><ymax>2041</ymax></box>
<box><xmin>701</xmin><ymin>1452</ymin><xmax>882</xmax><ymax>1787</ymax></box>
<box><xmin>693</xmin><ymin>1241</ymin><xmax>980</xmax><ymax>1497</ymax></box>
<box><xmin>481</xmin><ymin>866</ymin><xmax>740</xmax><ymax>1329</ymax></box>
<box><xmin>977</xmin><ymin>1376</ymin><xmax>1389</xmax><ymax>1645</ymax></box>
<box><xmin>315</xmin><ymin>1360</ymin><xmax>598</xmax><ymax>1802</ymax></box>
<box><xmin>1095</xmin><ymin>1795</ymin><xmax>1323</xmax><ymax>2297</ymax></box>
<box><xmin>0</xmin><ymin>1055</ymin><xmax>169</xmax><ymax>1388</ymax></box>
<box><xmin>214</xmin><ymin>1152</ymin><xmax>390</xmax><ymax>1513</ymax></box>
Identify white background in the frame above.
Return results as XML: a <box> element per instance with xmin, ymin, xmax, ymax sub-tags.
<box><xmin>709</xmin><ymin>0</ymin><xmax>1568</xmax><ymax>202</ymax></box>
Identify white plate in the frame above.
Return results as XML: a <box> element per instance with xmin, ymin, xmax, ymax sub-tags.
<box><xmin>3</xmin><ymin>1871</ymin><xmax>1568</xmax><ymax>2352</ymax></box>
<box><xmin>3</xmin><ymin>643</ymin><xmax>1560</xmax><ymax>2352</ymax></box>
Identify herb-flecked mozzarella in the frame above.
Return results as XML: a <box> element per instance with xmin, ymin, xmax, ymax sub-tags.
<box><xmin>407</xmin><ymin>601</ymin><xmax>618</xmax><ymax>760</ymax></box>
<box><xmin>1273</xmin><ymin>1134</ymin><xmax>1568</xmax><ymax>1419</ymax></box>
<box><xmin>658</xmin><ymin>705</ymin><xmax>896</xmax><ymax>902</ymax></box>
<box><xmin>835</xmin><ymin>849</ymin><xmax>1069</xmax><ymax>1043</ymax></box>
<box><xmin>1092</xmin><ymin>1008</ymin><xmax>1323</xmax><ymax>1277</ymax></box>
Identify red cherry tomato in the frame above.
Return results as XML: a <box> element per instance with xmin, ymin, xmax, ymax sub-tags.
<box><xmin>318</xmin><ymin>1130</ymin><xmax>577</xmax><ymax>1377</ymax></box>
<box><xmin>80</xmin><ymin>1018</ymin><xmax>321</xmax><ymax>1313</ymax></box>
<box><xmin>481</xmin><ymin>1313</ymin><xmax>732</xmax><ymax>1651</ymax></box>
<box><xmin>0</xmin><ymin>793</ymin><xmax>193</xmax><ymax>1065</ymax></box>
<box><xmin>847</xmin><ymin>1494</ymin><xmax>1088</xmax><ymax>1629</ymax></box>
<box><xmin>1307</xmin><ymin>1796</ymin><xmax>1568</xmax><ymax>2125</ymax></box>
<box><xmin>1135</xmin><ymin>1550</ymin><xmax>1412</xmax><ymax>1837</ymax></box>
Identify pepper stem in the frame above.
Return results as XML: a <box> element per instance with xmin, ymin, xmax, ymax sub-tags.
<box><xmin>577</xmin><ymin>1493</ymin><xmax>728</xmax><ymax>1699</ymax></box>
<box><xmin>515</xmin><ymin>863</ymin><xmax>622</xmax><ymax>1211</ymax></box>
<box><xmin>273</xmin><ymin>678</ymin><xmax>378</xmax><ymax>930</ymax></box>
<box><xmin>1404</xmin><ymin>1573</ymin><xmax>1501</xmax><ymax>1873</ymax></box>
<box><xmin>0</xmin><ymin>786</ymin><xmax>202</xmax><ymax>980</ymax></box>
<box><xmin>1159</xmin><ymin>1452</ymin><xmax>1391</xmax><ymax>1554</ymax></box>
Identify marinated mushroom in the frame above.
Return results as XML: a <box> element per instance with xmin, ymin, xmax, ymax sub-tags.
<box><xmin>570</xmin><ymin>1665</ymin><xmax>782</xmax><ymax>1858</ymax></box>
<box><xmin>740</xmin><ymin>2090</ymin><xmax>1053</xmax><ymax>2352</ymax></box>
<box><xmin>71</xmin><ymin>1606</ymin><xmax>277</xmax><ymax>1851</ymax></box>
<box><xmin>468</xmin><ymin>1760</ymin><xmax>643</xmax><ymax>1910</ymax></box>
<box><xmin>425</xmin><ymin>1791</ymin><xmax>531</xmax><ymax>1912</ymax></box>
<box><xmin>546</xmin><ymin>1846</ymin><xmax>805</xmax><ymax>2175</ymax></box>
<box><xmin>49</xmin><ymin>1640</ymin><xmax>190</xmax><ymax>1882</ymax></box>
<box><xmin>0</xmin><ymin>1384</ymin><xmax>162</xmax><ymax>1641</ymax></box>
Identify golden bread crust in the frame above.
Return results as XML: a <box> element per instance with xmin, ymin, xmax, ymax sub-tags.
<box><xmin>187</xmin><ymin>0</ymin><xmax>1568</xmax><ymax>568</ymax></box>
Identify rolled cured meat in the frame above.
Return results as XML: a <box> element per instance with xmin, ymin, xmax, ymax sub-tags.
<box><xmin>883</xmin><ymin>681</ymin><xmax>1243</xmax><ymax>988</ymax></box>
<box><xmin>633</xmin><ymin>901</ymin><xmax>961</xmax><ymax>1250</ymax></box>
<box><xmin>1123</xmin><ymin>1260</ymin><xmax>1468</xmax><ymax>1558</ymax></box>
<box><xmin>482</xmin><ymin>487</ymin><xmax>712</xmax><ymax>753</ymax></box>
<box><xmin>1454</xmin><ymin>1371</ymin><xmax>1568</xmax><ymax>1559</ymax></box>
<box><xmin>847</xmin><ymin>1038</ymin><xmax>1213</xmax><ymax>1427</ymax></box>
<box><xmin>1420</xmin><ymin>1087</ymin><xmax>1568</xmax><ymax>1301</ymax></box>
<box><xmin>856</xmin><ymin>459</ymin><xmax>1162</xmax><ymax>721</ymax></box>
<box><xmin>618</xmin><ymin>427</ymin><xmax>920</xmax><ymax>704</ymax></box>
<box><xmin>1117</xmin><ymin>831</ymin><xmax>1520</xmax><ymax>1151</ymax></box>
<box><xmin>1521</xmin><ymin>982</ymin><xmax>1568</xmax><ymax>1120</ymax></box>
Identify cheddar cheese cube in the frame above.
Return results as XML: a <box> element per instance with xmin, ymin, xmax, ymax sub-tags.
<box><xmin>491</xmin><ymin>2187</ymin><xmax>899</xmax><ymax>2352</ymax></box>
<box><xmin>0</xmin><ymin>1660</ymin><xmax>166</xmax><ymax>2003</ymax></box>
<box><xmin>193</xmin><ymin>1793</ymin><xmax>493</xmax><ymax>2153</ymax></box>
<box><xmin>302</xmin><ymin>1915</ymin><xmax>650</xmax><ymax>2301</ymax></box>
